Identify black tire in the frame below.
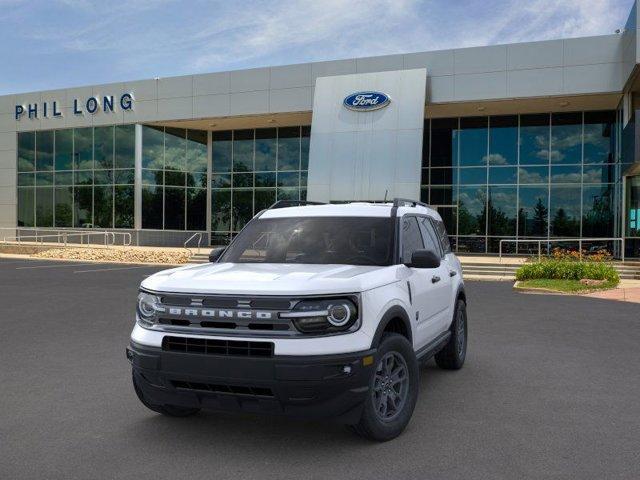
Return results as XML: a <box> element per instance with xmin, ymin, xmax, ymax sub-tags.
<box><xmin>351</xmin><ymin>333</ymin><xmax>419</xmax><ymax>442</ymax></box>
<box><xmin>132</xmin><ymin>372</ymin><xmax>200</xmax><ymax>417</ymax></box>
<box><xmin>435</xmin><ymin>299</ymin><xmax>467</xmax><ymax>370</ymax></box>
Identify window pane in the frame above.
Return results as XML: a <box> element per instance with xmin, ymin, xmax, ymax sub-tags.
<box><xmin>277</xmin><ymin>127</ymin><xmax>300</xmax><ymax>171</ymax></box>
<box><xmin>94</xmin><ymin>126</ymin><xmax>114</xmax><ymax>169</ymax></box>
<box><xmin>165</xmin><ymin>170</ymin><xmax>185</xmax><ymax>187</ymax></box>
<box><xmin>582</xmin><ymin>184</ymin><xmax>614</xmax><ymax>237</ymax></box>
<box><xmin>74</xmin><ymin>128</ymin><xmax>93</xmax><ymax>170</ymax></box>
<box><xmin>430</xmin><ymin>168</ymin><xmax>454</xmax><ymax>185</ymax></box>
<box><xmin>211</xmin><ymin>190</ymin><xmax>231</xmax><ymax>231</ymax></box>
<box><xmin>142</xmin><ymin>169</ymin><xmax>163</xmax><ymax>186</ymax></box>
<box><xmin>186</xmin><ymin>171</ymin><xmax>207</xmax><ymax>188</ymax></box>
<box><xmin>584</xmin><ymin>111</ymin><xmax>615</xmax><ymax>164</ymax></box>
<box><xmin>55</xmin><ymin>171</ymin><xmax>73</xmax><ymax>186</ymax></box>
<box><xmin>54</xmin><ymin>187</ymin><xmax>73</xmax><ymax>227</ymax></box>
<box><xmin>93</xmin><ymin>186</ymin><xmax>113</xmax><ymax>228</ymax></box>
<box><xmin>18</xmin><ymin>132</ymin><xmax>35</xmax><ymax>172</ymax></box>
<box><xmin>114</xmin><ymin>169</ymin><xmax>134</xmax><ymax>185</ymax></box>
<box><xmin>583</xmin><ymin>164</ymin><xmax>615</xmax><ymax>184</ymax></box>
<box><xmin>35</xmin><ymin>172</ymin><xmax>53</xmax><ymax>186</ymax></box>
<box><xmin>459</xmin><ymin>167</ymin><xmax>486</xmax><ymax>185</ymax></box>
<box><xmin>255</xmin><ymin>189</ymin><xmax>276</xmax><ymax>212</ymax></box>
<box><xmin>277</xmin><ymin>171</ymin><xmax>300</xmax><ymax>187</ymax></box>
<box><xmin>520</xmin><ymin>114</ymin><xmax>549</xmax><ymax>165</ymax></box>
<box><xmin>518</xmin><ymin>186</ymin><xmax>548</xmax><ymax>236</ymax></box>
<box><xmin>18</xmin><ymin>172</ymin><xmax>34</xmax><ymax>187</ymax></box>
<box><xmin>211</xmin><ymin>174</ymin><xmax>231</xmax><ymax>188</ymax></box>
<box><xmin>114</xmin><ymin>185</ymin><xmax>134</xmax><ymax>228</ymax></box>
<box><xmin>141</xmin><ymin>186</ymin><xmax>163</xmax><ymax>229</ymax></box>
<box><xmin>233</xmin><ymin>129</ymin><xmax>253</xmax><ymax>172</ymax></box>
<box><xmin>458</xmin><ymin>117</ymin><xmax>487</xmax><ymax>166</ymax></box>
<box><xmin>301</xmin><ymin>126</ymin><xmax>310</xmax><ymax>170</ymax></box>
<box><xmin>186</xmin><ymin>188</ymin><xmax>206</xmax><ymax>231</ymax></box>
<box><xmin>430</xmin><ymin>118</ymin><xmax>457</xmax><ymax>167</ymax></box>
<box><xmin>255</xmin><ymin>128</ymin><xmax>277</xmax><ymax>171</ymax></box>
<box><xmin>550</xmin><ymin>186</ymin><xmax>580</xmax><ymax>237</ymax></box>
<box><xmin>551</xmin><ymin>112</ymin><xmax>582</xmax><ymax>164</ymax></box>
<box><xmin>35</xmin><ymin>186</ymin><xmax>54</xmax><ymax>227</ymax></box>
<box><xmin>212</xmin><ymin>131</ymin><xmax>232</xmax><ymax>172</ymax></box>
<box><xmin>488</xmin><ymin>186</ymin><xmax>517</xmax><ymax>236</ymax></box>
<box><xmin>418</xmin><ymin>217</ymin><xmax>441</xmax><ymax>255</ymax></box>
<box><xmin>74</xmin><ymin>186</ymin><xmax>92</xmax><ymax>227</ymax></box>
<box><xmin>519</xmin><ymin>166</ymin><xmax>548</xmax><ymax>184</ymax></box>
<box><xmin>55</xmin><ymin>129</ymin><xmax>73</xmax><ymax>170</ymax></box>
<box><xmin>94</xmin><ymin>169</ymin><xmax>113</xmax><ymax>185</ymax></box>
<box><xmin>255</xmin><ymin>172</ymin><xmax>276</xmax><ymax>187</ymax></box>
<box><xmin>115</xmin><ymin>124</ymin><xmax>135</xmax><ymax>169</ymax></box>
<box><xmin>488</xmin><ymin>166</ymin><xmax>517</xmax><ymax>184</ymax></box>
<box><xmin>488</xmin><ymin>116</ymin><xmax>517</xmax><ymax>166</ymax></box>
<box><xmin>401</xmin><ymin>217</ymin><xmax>424</xmax><ymax>262</ymax></box>
<box><xmin>75</xmin><ymin>170</ymin><xmax>93</xmax><ymax>186</ymax></box>
<box><xmin>36</xmin><ymin>130</ymin><xmax>54</xmax><ymax>171</ymax></box>
<box><xmin>277</xmin><ymin>187</ymin><xmax>299</xmax><ymax>201</ymax></box>
<box><xmin>186</xmin><ymin>129</ymin><xmax>207</xmax><ymax>172</ymax></box>
<box><xmin>550</xmin><ymin>165</ymin><xmax>581</xmax><ymax>183</ymax></box>
<box><xmin>164</xmin><ymin>187</ymin><xmax>185</xmax><ymax>230</ymax></box>
<box><xmin>232</xmin><ymin>190</ymin><xmax>253</xmax><ymax>231</ymax></box>
<box><xmin>430</xmin><ymin>186</ymin><xmax>455</xmax><ymax>205</ymax></box>
<box><xmin>165</xmin><ymin>127</ymin><xmax>186</xmax><ymax>171</ymax></box>
<box><xmin>233</xmin><ymin>172</ymin><xmax>253</xmax><ymax>188</ymax></box>
<box><xmin>458</xmin><ymin>186</ymin><xmax>486</xmax><ymax>235</ymax></box>
<box><xmin>142</xmin><ymin>126</ymin><xmax>164</xmax><ymax>169</ymax></box>
<box><xmin>17</xmin><ymin>188</ymin><xmax>34</xmax><ymax>227</ymax></box>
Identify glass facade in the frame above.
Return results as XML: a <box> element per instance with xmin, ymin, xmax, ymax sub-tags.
<box><xmin>141</xmin><ymin>126</ymin><xmax>208</xmax><ymax>230</ymax></box>
<box><xmin>15</xmin><ymin>113</ymin><xmax>627</xmax><ymax>254</ymax></box>
<box><xmin>17</xmin><ymin>125</ymin><xmax>135</xmax><ymax>228</ymax></box>
<box><xmin>210</xmin><ymin>126</ymin><xmax>310</xmax><ymax>243</ymax></box>
<box><xmin>422</xmin><ymin>112</ymin><xmax>620</xmax><ymax>253</ymax></box>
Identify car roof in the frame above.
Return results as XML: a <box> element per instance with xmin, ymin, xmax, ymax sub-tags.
<box><xmin>258</xmin><ymin>202</ymin><xmax>443</xmax><ymax>221</ymax></box>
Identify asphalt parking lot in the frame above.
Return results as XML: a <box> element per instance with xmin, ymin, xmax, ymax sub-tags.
<box><xmin>1</xmin><ymin>258</ymin><xmax>639</xmax><ymax>480</ymax></box>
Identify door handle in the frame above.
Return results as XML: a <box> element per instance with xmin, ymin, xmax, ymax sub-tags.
<box><xmin>449</xmin><ymin>270</ymin><xmax>457</xmax><ymax>277</ymax></box>
<box><xmin>431</xmin><ymin>275</ymin><xmax>441</xmax><ymax>283</ymax></box>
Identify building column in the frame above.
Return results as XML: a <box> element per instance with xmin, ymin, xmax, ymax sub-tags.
<box><xmin>134</xmin><ymin>124</ymin><xmax>143</xmax><ymax>233</ymax></box>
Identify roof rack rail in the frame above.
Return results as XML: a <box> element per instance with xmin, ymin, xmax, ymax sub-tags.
<box><xmin>392</xmin><ymin>198</ymin><xmax>431</xmax><ymax>209</ymax></box>
<box><xmin>268</xmin><ymin>200</ymin><xmax>326</xmax><ymax>209</ymax></box>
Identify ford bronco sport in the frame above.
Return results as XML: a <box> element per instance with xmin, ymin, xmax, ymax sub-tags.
<box><xmin>127</xmin><ymin>198</ymin><xmax>467</xmax><ymax>441</ymax></box>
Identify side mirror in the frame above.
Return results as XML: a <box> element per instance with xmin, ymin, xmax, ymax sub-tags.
<box><xmin>405</xmin><ymin>249</ymin><xmax>440</xmax><ymax>269</ymax></box>
<box><xmin>208</xmin><ymin>247</ymin><xmax>226</xmax><ymax>263</ymax></box>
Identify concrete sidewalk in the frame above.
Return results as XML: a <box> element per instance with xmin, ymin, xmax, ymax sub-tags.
<box><xmin>582</xmin><ymin>279</ymin><xmax>640</xmax><ymax>303</ymax></box>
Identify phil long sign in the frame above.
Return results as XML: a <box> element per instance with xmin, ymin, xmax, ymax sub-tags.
<box><xmin>15</xmin><ymin>93</ymin><xmax>134</xmax><ymax>120</ymax></box>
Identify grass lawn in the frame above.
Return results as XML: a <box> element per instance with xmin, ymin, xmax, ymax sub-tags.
<box><xmin>515</xmin><ymin>278</ymin><xmax>619</xmax><ymax>293</ymax></box>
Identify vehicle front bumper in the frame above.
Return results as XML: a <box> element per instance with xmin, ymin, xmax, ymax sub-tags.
<box><xmin>127</xmin><ymin>341</ymin><xmax>377</xmax><ymax>423</ymax></box>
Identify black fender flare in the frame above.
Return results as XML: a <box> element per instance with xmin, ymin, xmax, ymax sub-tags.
<box><xmin>371</xmin><ymin>305</ymin><xmax>413</xmax><ymax>348</ymax></box>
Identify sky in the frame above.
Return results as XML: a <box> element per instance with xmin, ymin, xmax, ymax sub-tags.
<box><xmin>0</xmin><ymin>0</ymin><xmax>636</xmax><ymax>95</ymax></box>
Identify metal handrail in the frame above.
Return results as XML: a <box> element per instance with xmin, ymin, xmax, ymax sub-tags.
<box><xmin>2</xmin><ymin>230</ymin><xmax>131</xmax><ymax>248</ymax></box>
<box><xmin>183</xmin><ymin>232</ymin><xmax>203</xmax><ymax>254</ymax></box>
<box><xmin>498</xmin><ymin>238</ymin><xmax>625</xmax><ymax>262</ymax></box>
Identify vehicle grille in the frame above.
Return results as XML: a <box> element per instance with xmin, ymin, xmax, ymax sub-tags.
<box><xmin>171</xmin><ymin>380</ymin><xmax>274</xmax><ymax>397</ymax></box>
<box><xmin>162</xmin><ymin>336</ymin><xmax>274</xmax><ymax>357</ymax></box>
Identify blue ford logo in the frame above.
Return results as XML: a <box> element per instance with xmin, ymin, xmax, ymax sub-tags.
<box><xmin>343</xmin><ymin>91</ymin><xmax>390</xmax><ymax>111</ymax></box>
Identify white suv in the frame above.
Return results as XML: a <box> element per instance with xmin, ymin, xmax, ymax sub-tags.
<box><xmin>127</xmin><ymin>199</ymin><xmax>467</xmax><ymax>441</ymax></box>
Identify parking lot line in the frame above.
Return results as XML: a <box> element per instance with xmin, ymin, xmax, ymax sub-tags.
<box><xmin>73</xmin><ymin>265</ymin><xmax>160</xmax><ymax>273</ymax></box>
<box><xmin>16</xmin><ymin>262</ymin><xmax>97</xmax><ymax>270</ymax></box>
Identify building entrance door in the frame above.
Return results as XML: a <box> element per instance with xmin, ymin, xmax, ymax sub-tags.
<box><xmin>625</xmin><ymin>175</ymin><xmax>640</xmax><ymax>258</ymax></box>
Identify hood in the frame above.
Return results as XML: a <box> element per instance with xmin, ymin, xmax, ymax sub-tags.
<box><xmin>141</xmin><ymin>262</ymin><xmax>400</xmax><ymax>296</ymax></box>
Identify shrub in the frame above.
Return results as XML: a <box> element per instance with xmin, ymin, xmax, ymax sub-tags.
<box><xmin>516</xmin><ymin>259</ymin><xmax>619</xmax><ymax>283</ymax></box>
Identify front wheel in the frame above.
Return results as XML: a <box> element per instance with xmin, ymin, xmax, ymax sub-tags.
<box><xmin>435</xmin><ymin>299</ymin><xmax>467</xmax><ymax>370</ymax></box>
<box><xmin>350</xmin><ymin>333</ymin><xmax>419</xmax><ymax>441</ymax></box>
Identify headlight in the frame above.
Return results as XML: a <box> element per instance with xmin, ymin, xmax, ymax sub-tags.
<box><xmin>137</xmin><ymin>291</ymin><xmax>162</xmax><ymax>326</ymax></box>
<box><xmin>281</xmin><ymin>297</ymin><xmax>359</xmax><ymax>334</ymax></box>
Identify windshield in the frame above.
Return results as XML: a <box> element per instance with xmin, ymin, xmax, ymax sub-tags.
<box><xmin>220</xmin><ymin>216</ymin><xmax>394</xmax><ymax>266</ymax></box>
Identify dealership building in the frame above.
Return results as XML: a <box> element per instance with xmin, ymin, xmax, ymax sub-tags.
<box><xmin>2</xmin><ymin>4</ymin><xmax>640</xmax><ymax>256</ymax></box>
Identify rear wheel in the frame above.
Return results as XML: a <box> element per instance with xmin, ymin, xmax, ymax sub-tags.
<box><xmin>132</xmin><ymin>372</ymin><xmax>200</xmax><ymax>417</ymax></box>
<box><xmin>351</xmin><ymin>333</ymin><xmax>419</xmax><ymax>441</ymax></box>
<box><xmin>435</xmin><ymin>299</ymin><xmax>467</xmax><ymax>370</ymax></box>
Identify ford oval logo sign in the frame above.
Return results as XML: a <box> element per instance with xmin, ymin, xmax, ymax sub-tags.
<box><xmin>343</xmin><ymin>91</ymin><xmax>390</xmax><ymax>111</ymax></box>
